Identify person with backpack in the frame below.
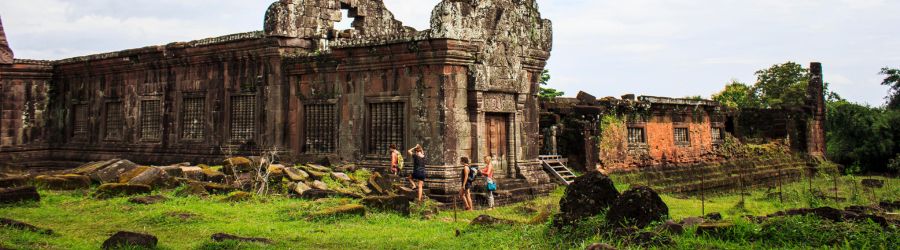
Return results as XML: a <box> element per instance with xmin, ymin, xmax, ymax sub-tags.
<box><xmin>407</xmin><ymin>144</ymin><xmax>427</xmax><ymax>202</ymax></box>
<box><xmin>389</xmin><ymin>144</ymin><xmax>403</xmax><ymax>175</ymax></box>
<box><xmin>481</xmin><ymin>155</ymin><xmax>496</xmax><ymax>209</ymax></box>
<box><xmin>459</xmin><ymin>157</ymin><xmax>478</xmax><ymax>211</ymax></box>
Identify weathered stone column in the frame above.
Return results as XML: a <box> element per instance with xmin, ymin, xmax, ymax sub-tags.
<box><xmin>806</xmin><ymin>62</ymin><xmax>826</xmax><ymax>158</ymax></box>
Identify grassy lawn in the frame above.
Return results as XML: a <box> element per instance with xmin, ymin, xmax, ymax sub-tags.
<box><xmin>2</xmin><ymin>175</ymin><xmax>898</xmax><ymax>249</ymax></box>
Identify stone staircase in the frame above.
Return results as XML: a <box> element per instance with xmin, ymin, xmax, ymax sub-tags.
<box><xmin>539</xmin><ymin>155</ymin><xmax>577</xmax><ymax>185</ymax></box>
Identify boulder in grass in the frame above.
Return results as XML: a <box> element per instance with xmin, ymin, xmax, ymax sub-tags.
<box><xmin>307</xmin><ymin>204</ymin><xmax>365</xmax><ymax>220</ymax></box>
<box><xmin>606</xmin><ymin>186</ymin><xmax>669</xmax><ymax>229</ymax></box>
<box><xmin>585</xmin><ymin>243</ymin><xmax>618</xmax><ymax>250</ymax></box>
<box><xmin>284</xmin><ymin>167</ymin><xmax>309</xmax><ymax>182</ymax></box>
<box><xmin>553</xmin><ymin>172</ymin><xmax>620</xmax><ymax>228</ymax></box>
<box><xmin>0</xmin><ymin>176</ymin><xmax>30</xmax><ymax>189</ymax></box>
<box><xmin>361</xmin><ymin>196</ymin><xmax>411</xmax><ymax>216</ymax></box>
<box><xmin>128</xmin><ymin>195</ymin><xmax>169</xmax><ymax>205</ymax></box>
<box><xmin>0</xmin><ymin>218</ymin><xmax>53</xmax><ymax>235</ymax></box>
<box><xmin>861</xmin><ymin>179</ymin><xmax>885</xmax><ymax>189</ymax></box>
<box><xmin>0</xmin><ymin>186</ymin><xmax>40</xmax><ymax>204</ymax></box>
<box><xmin>211</xmin><ymin>233</ymin><xmax>273</xmax><ymax>244</ymax></box>
<box><xmin>34</xmin><ymin>174</ymin><xmax>91</xmax><ymax>190</ymax></box>
<box><xmin>94</xmin><ymin>160</ymin><xmax>139</xmax><ymax>184</ymax></box>
<box><xmin>93</xmin><ymin>183</ymin><xmax>151</xmax><ymax>199</ymax></box>
<box><xmin>101</xmin><ymin>231</ymin><xmax>158</xmax><ymax>250</ymax></box>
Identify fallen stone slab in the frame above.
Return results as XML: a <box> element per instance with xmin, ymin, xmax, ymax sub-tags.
<box><xmin>158</xmin><ymin>166</ymin><xmax>184</xmax><ymax>178</ymax></box>
<box><xmin>585</xmin><ymin>243</ymin><xmax>618</xmax><ymax>250</ymax></box>
<box><xmin>654</xmin><ymin>220</ymin><xmax>684</xmax><ymax>235</ymax></box>
<box><xmin>200</xmin><ymin>168</ymin><xmax>226</xmax><ymax>183</ymax></box>
<box><xmin>284</xmin><ymin>167</ymin><xmax>309</xmax><ymax>182</ymax></box>
<box><xmin>175</xmin><ymin>182</ymin><xmax>209</xmax><ymax>197</ymax></box>
<box><xmin>211</xmin><ymin>233</ymin><xmax>273</xmax><ymax>244</ymax></box>
<box><xmin>300</xmin><ymin>189</ymin><xmax>361</xmax><ymax>200</ymax></box>
<box><xmin>361</xmin><ymin>195</ymin><xmax>411</xmax><ymax>216</ymax></box>
<box><xmin>203</xmin><ymin>183</ymin><xmax>236</xmax><ymax>195</ymax></box>
<box><xmin>331</xmin><ymin>172</ymin><xmax>352</xmax><ymax>183</ymax></box>
<box><xmin>309</xmin><ymin>180</ymin><xmax>329</xmax><ymax>190</ymax></box>
<box><xmin>0</xmin><ymin>176</ymin><xmax>30</xmax><ymax>189</ymax></box>
<box><xmin>470</xmin><ymin>214</ymin><xmax>517</xmax><ymax>226</ymax></box>
<box><xmin>221</xmin><ymin>191</ymin><xmax>252</xmax><ymax>202</ymax></box>
<box><xmin>288</xmin><ymin>182</ymin><xmax>312</xmax><ymax>196</ymax></box>
<box><xmin>67</xmin><ymin>159</ymin><xmax>119</xmax><ymax>177</ymax></box>
<box><xmin>101</xmin><ymin>231</ymin><xmax>158</xmax><ymax>250</ymax></box>
<box><xmin>93</xmin><ymin>183</ymin><xmax>151</xmax><ymax>199</ymax></box>
<box><xmin>0</xmin><ymin>218</ymin><xmax>53</xmax><ymax>235</ymax></box>
<box><xmin>34</xmin><ymin>174</ymin><xmax>91</xmax><ymax>190</ymax></box>
<box><xmin>0</xmin><ymin>186</ymin><xmax>40</xmax><ymax>204</ymax></box>
<box><xmin>307</xmin><ymin>204</ymin><xmax>365</xmax><ymax>220</ymax></box>
<box><xmin>695</xmin><ymin>222</ymin><xmax>735</xmax><ymax>236</ymax></box>
<box><xmin>223</xmin><ymin>157</ymin><xmax>253</xmax><ymax>175</ymax></box>
<box><xmin>128</xmin><ymin>195</ymin><xmax>169</xmax><ymax>205</ymax></box>
<box><xmin>880</xmin><ymin>200</ymin><xmax>900</xmax><ymax>211</ymax></box>
<box><xmin>94</xmin><ymin>160</ymin><xmax>139</xmax><ymax>184</ymax></box>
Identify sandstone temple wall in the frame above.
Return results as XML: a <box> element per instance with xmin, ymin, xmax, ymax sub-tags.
<box><xmin>0</xmin><ymin>0</ymin><xmax>556</xmax><ymax>203</ymax></box>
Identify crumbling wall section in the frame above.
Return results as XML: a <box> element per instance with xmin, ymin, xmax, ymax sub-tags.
<box><xmin>264</xmin><ymin>0</ymin><xmax>412</xmax><ymax>42</ymax></box>
<box><xmin>0</xmin><ymin>17</ymin><xmax>13</xmax><ymax>64</ymax></box>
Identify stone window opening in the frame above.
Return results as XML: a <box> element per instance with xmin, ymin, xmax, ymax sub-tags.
<box><xmin>230</xmin><ymin>95</ymin><xmax>256</xmax><ymax>143</ymax></box>
<box><xmin>104</xmin><ymin>101</ymin><xmax>124</xmax><ymax>141</ymax></box>
<box><xmin>303</xmin><ymin>103</ymin><xmax>337</xmax><ymax>153</ymax></box>
<box><xmin>181</xmin><ymin>96</ymin><xmax>205</xmax><ymax>141</ymax></box>
<box><xmin>674</xmin><ymin>127</ymin><xmax>690</xmax><ymax>147</ymax></box>
<box><xmin>140</xmin><ymin>99</ymin><xmax>162</xmax><ymax>142</ymax></box>
<box><xmin>72</xmin><ymin>103</ymin><xmax>89</xmax><ymax>140</ymax></box>
<box><xmin>367</xmin><ymin>102</ymin><xmax>404</xmax><ymax>157</ymax></box>
<box><xmin>712</xmin><ymin>127</ymin><xmax>725</xmax><ymax>143</ymax></box>
<box><xmin>627</xmin><ymin>127</ymin><xmax>647</xmax><ymax>146</ymax></box>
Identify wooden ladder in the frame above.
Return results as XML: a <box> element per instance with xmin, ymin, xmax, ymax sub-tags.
<box><xmin>539</xmin><ymin>155</ymin><xmax>577</xmax><ymax>185</ymax></box>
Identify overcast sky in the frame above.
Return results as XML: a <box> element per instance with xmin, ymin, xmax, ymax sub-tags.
<box><xmin>1</xmin><ymin>0</ymin><xmax>898</xmax><ymax>105</ymax></box>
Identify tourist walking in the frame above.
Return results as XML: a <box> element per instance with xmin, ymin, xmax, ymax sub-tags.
<box><xmin>459</xmin><ymin>157</ymin><xmax>478</xmax><ymax>210</ymax></box>
<box><xmin>408</xmin><ymin>144</ymin><xmax>427</xmax><ymax>202</ymax></box>
<box><xmin>481</xmin><ymin>155</ymin><xmax>496</xmax><ymax>209</ymax></box>
<box><xmin>389</xmin><ymin>144</ymin><xmax>402</xmax><ymax>175</ymax></box>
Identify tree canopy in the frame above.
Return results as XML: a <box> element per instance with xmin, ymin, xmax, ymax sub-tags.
<box><xmin>753</xmin><ymin>62</ymin><xmax>809</xmax><ymax>109</ymax></box>
<box><xmin>712</xmin><ymin>80</ymin><xmax>761</xmax><ymax>109</ymax></box>
<box><xmin>538</xmin><ymin>69</ymin><xmax>565</xmax><ymax>100</ymax></box>
<box><xmin>880</xmin><ymin>67</ymin><xmax>900</xmax><ymax>110</ymax></box>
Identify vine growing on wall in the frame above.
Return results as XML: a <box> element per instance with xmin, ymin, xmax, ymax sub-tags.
<box><xmin>596</xmin><ymin>114</ymin><xmax>627</xmax><ymax>170</ymax></box>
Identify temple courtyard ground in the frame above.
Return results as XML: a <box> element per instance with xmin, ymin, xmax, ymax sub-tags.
<box><xmin>1</xmin><ymin>175</ymin><xmax>898</xmax><ymax>249</ymax></box>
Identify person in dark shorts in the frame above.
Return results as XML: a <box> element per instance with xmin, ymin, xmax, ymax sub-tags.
<box><xmin>407</xmin><ymin>144</ymin><xmax>427</xmax><ymax>202</ymax></box>
<box><xmin>459</xmin><ymin>157</ymin><xmax>478</xmax><ymax>210</ymax></box>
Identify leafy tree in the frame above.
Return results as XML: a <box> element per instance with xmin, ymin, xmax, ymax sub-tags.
<box><xmin>826</xmin><ymin>101</ymin><xmax>900</xmax><ymax>173</ymax></box>
<box><xmin>880</xmin><ymin>67</ymin><xmax>900</xmax><ymax>110</ymax></box>
<box><xmin>538</xmin><ymin>69</ymin><xmax>565</xmax><ymax>100</ymax></box>
<box><xmin>712</xmin><ymin>80</ymin><xmax>761</xmax><ymax>109</ymax></box>
<box><xmin>753</xmin><ymin>62</ymin><xmax>809</xmax><ymax>108</ymax></box>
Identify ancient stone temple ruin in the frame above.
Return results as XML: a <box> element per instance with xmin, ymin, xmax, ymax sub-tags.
<box><xmin>0</xmin><ymin>0</ymin><xmax>557</xmax><ymax>202</ymax></box>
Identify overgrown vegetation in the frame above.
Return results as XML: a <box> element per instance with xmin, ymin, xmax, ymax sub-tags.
<box><xmin>538</xmin><ymin>69</ymin><xmax>565</xmax><ymax>101</ymax></box>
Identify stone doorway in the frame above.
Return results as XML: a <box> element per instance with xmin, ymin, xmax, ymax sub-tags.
<box><xmin>485</xmin><ymin>113</ymin><xmax>510</xmax><ymax>178</ymax></box>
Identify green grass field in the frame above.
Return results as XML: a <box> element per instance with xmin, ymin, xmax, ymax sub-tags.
<box><xmin>2</xmin><ymin>175</ymin><xmax>898</xmax><ymax>249</ymax></box>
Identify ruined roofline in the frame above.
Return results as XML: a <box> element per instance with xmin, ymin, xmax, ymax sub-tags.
<box><xmin>638</xmin><ymin>96</ymin><xmax>719</xmax><ymax>107</ymax></box>
<box><xmin>49</xmin><ymin>31</ymin><xmax>266</xmax><ymax>65</ymax></box>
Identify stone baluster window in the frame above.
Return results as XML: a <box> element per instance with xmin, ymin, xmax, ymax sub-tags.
<box><xmin>674</xmin><ymin>127</ymin><xmax>690</xmax><ymax>147</ymax></box>
<box><xmin>367</xmin><ymin>102</ymin><xmax>404</xmax><ymax>155</ymax></box>
<box><xmin>104</xmin><ymin>102</ymin><xmax>123</xmax><ymax>141</ymax></box>
<box><xmin>72</xmin><ymin>104</ymin><xmax>88</xmax><ymax>139</ymax></box>
<box><xmin>627</xmin><ymin>127</ymin><xmax>646</xmax><ymax>145</ymax></box>
<box><xmin>304</xmin><ymin>103</ymin><xmax>336</xmax><ymax>153</ymax></box>
<box><xmin>140</xmin><ymin>100</ymin><xmax>162</xmax><ymax>141</ymax></box>
<box><xmin>181</xmin><ymin>97</ymin><xmax>205</xmax><ymax>141</ymax></box>
<box><xmin>230</xmin><ymin>95</ymin><xmax>256</xmax><ymax>142</ymax></box>
<box><xmin>711</xmin><ymin>127</ymin><xmax>724</xmax><ymax>143</ymax></box>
